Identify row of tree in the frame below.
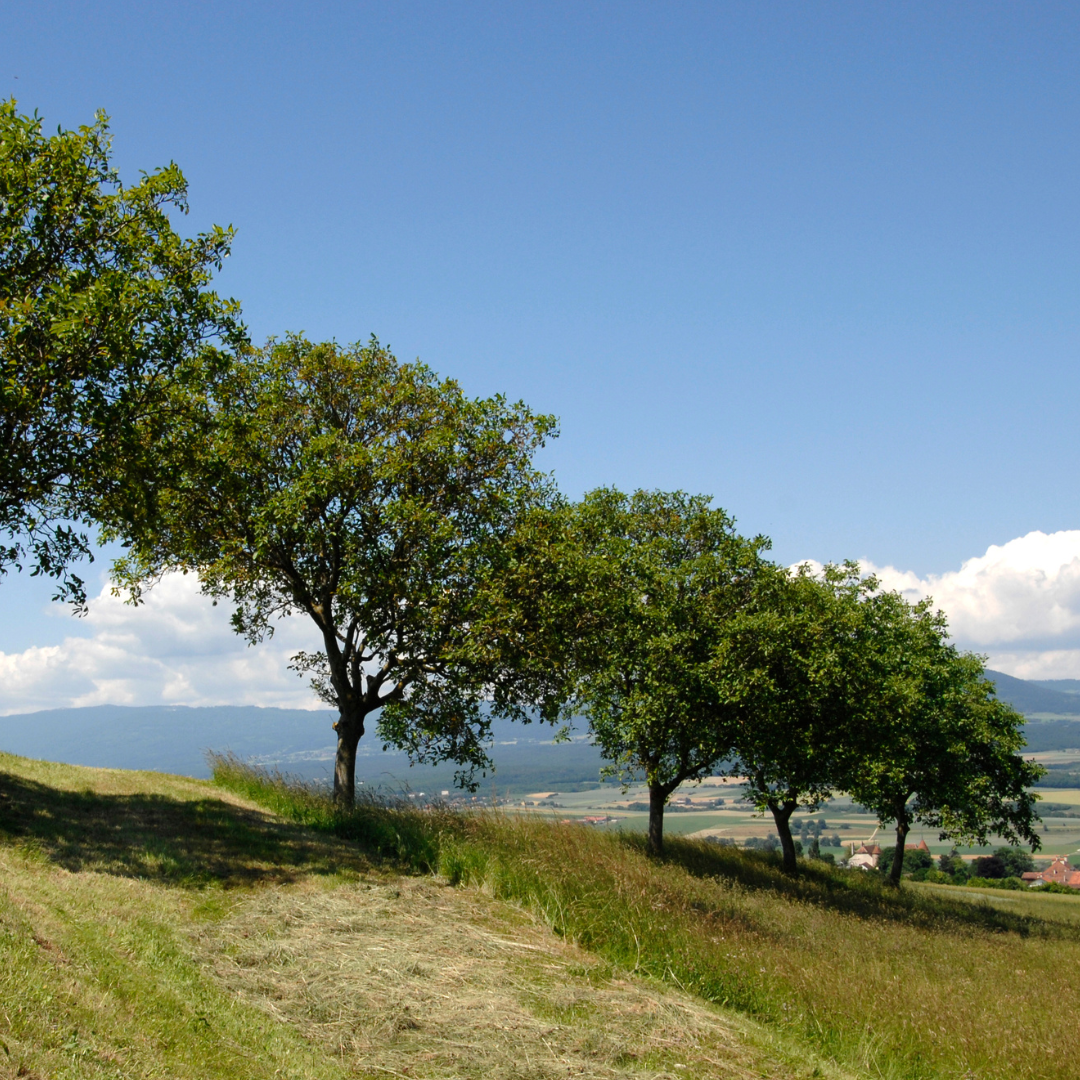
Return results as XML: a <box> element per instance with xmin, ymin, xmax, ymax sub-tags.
<box><xmin>1</xmin><ymin>105</ymin><xmax>1044</xmax><ymax>883</ymax></box>
<box><xmin>511</xmin><ymin>493</ymin><xmax>1043</xmax><ymax>877</ymax></box>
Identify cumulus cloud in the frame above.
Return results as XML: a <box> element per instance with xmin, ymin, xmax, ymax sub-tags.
<box><xmin>857</xmin><ymin>530</ymin><xmax>1080</xmax><ymax>680</ymax></box>
<box><xmin>0</xmin><ymin>573</ymin><xmax>322</xmax><ymax>715</ymax></box>
<box><xmin>4</xmin><ymin>530</ymin><xmax>1080</xmax><ymax>712</ymax></box>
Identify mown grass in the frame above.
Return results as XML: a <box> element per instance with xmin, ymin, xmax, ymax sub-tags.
<box><xmin>0</xmin><ymin>751</ymin><xmax>845</xmax><ymax>1080</ymax></box>
<box><xmin>211</xmin><ymin>753</ymin><xmax>1080</xmax><ymax>1080</ymax></box>
<box><xmin>0</xmin><ymin>753</ymin><xmax>384</xmax><ymax>1079</ymax></box>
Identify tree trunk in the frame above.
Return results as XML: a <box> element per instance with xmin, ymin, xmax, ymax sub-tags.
<box><xmin>647</xmin><ymin>783</ymin><xmax>668</xmax><ymax>857</ymax></box>
<box><xmin>889</xmin><ymin>816</ymin><xmax>910</xmax><ymax>887</ymax></box>
<box><xmin>768</xmin><ymin>799</ymin><xmax>799</xmax><ymax>875</ymax></box>
<box><xmin>332</xmin><ymin>711</ymin><xmax>366</xmax><ymax>806</ymax></box>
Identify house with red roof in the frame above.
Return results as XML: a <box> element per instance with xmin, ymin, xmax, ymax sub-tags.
<box><xmin>849</xmin><ymin>843</ymin><xmax>882</xmax><ymax>869</ymax></box>
<box><xmin>1022</xmin><ymin>856</ymin><xmax>1080</xmax><ymax>889</ymax></box>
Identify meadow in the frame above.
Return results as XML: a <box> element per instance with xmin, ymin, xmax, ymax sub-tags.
<box><xmin>3</xmin><ymin>750</ymin><xmax>1080</xmax><ymax>1079</ymax></box>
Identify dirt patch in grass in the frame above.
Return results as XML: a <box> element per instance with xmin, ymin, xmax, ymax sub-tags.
<box><xmin>195</xmin><ymin>875</ymin><xmax>828</xmax><ymax>1080</ymax></box>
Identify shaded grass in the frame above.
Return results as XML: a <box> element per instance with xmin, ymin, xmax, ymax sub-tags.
<box><xmin>212</xmin><ymin>754</ymin><xmax>1080</xmax><ymax>1080</ymax></box>
<box><xmin>0</xmin><ymin>753</ymin><xmax>374</xmax><ymax>887</ymax></box>
<box><xmin>0</xmin><ymin>752</ymin><xmax>382</xmax><ymax>1079</ymax></box>
<box><xmin>911</xmin><ymin>879</ymin><xmax>1080</xmax><ymax>924</ymax></box>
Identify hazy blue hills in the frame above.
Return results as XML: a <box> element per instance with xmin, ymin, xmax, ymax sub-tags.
<box><xmin>0</xmin><ymin>703</ymin><xmax>607</xmax><ymax>795</ymax></box>
<box><xmin>0</xmin><ymin>705</ymin><xmax>336</xmax><ymax>778</ymax></box>
<box><xmin>985</xmin><ymin>670</ymin><xmax>1080</xmax><ymax>717</ymax></box>
<box><xmin>1031</xmin><ymin>678</ymin><xmax>1080</xmax><ymax>696</ymax></box>
<box><xmin>1</xmin><ymin>670</ymin><xmax>1079</xmax><ymax>792</ymax></box>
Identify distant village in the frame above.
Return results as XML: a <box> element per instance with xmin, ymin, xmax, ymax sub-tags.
<box><xmin>848</xmin><ymin>841</ymin><xmax>1080</xmax><ymax>888</ymax></box>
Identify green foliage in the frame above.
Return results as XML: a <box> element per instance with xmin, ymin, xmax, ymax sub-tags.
<box><xmin>879</xmin><ymin>846</ymin><xmax>933</xmax><ymax>877</ymax></box>
<box><xmin>844</xmin><ymin>590</ymin><xmax>1044</xmax><ymax>884</ymax></box>
<box><xmin>972</xmin><ymin>854</ymin><xmax>1008</xmax><ymax>879</ymax></box>
<box><xmin>966</xmin><ymin>875</ymin><xmax>1026</xmax><ymax>891</ymax></box>
<box><xmin>714</xmin><ymin>562</ymin><xmax>871</xmax><ymax>872</ymax></box>
<box><xmin>115</xmin><ymin>337</ymin><xmax>559</xmax><ymax>799</ymax></box>
<box><xmin>993</xmin><ymin>845</ymin><xmax>1036</xmax><ymax>877</ymax></box>
<box><xmin>915</xmin><ymin>867</ymin><xmax>952</xmax><ymax>884</ymax></box>
<box><xmin>551</xmin><ymin>488</ymin><xmax>769</xmax><ymax>853</ymax></box>
<box><xmin>938</xmin><ymin>848</ymin><xmax>969</xmax><ymax>880</ymax></box>
<box><xmin>744</xmin><ymin>835</ymin><xmax>780</xmax><ymax>852</ymax></box>
<box><xmin>0</xmin><ymin>101</ymin><xmax>243</xmax><ymax>603</ymax></box>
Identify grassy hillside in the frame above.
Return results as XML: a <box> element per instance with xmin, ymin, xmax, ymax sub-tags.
<box><xmin>212</xmin><ymin>758</ymin><xmax>1080</xmax><ymax>1080</ymax></box>
<box><xmin>0</xmin><ymin>752</ymin><xmax>843</xmax><ymax>1080</ymax></box>
<box><xmin>4</xmin><ymin>753</ymin><xmax>1080</xmax><ymax>1079</ymax></box>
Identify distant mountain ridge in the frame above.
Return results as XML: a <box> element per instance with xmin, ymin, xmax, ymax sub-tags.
<box><xmin>0</xmin><ymin>704</ymin><xmax>337</xmax><ymax>779</ymax></box>
<box><xmin>0</xmin><ymin>703</ymin><xmax>606</xmax><ymax>794</ymax></box>
<box><xmin>1031</xmin><ymin>678</ymin><xmax>1080</xmax><ymax>696</ymax></box>
<box><xmin>2</xmin><ymin>669</ymin><xmax>1079</xmax><ymax>786</ymax></box>
<box><xmin>985</xmin><ymin>670</ymin><xmax>1080</xmax><ymax>717</ymax></box>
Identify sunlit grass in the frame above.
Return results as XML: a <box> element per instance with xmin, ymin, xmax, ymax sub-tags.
<box><xmin>5</xmin><ymin>748</ymin><xmax>1079</xmax><ymax>1079</ymax></box>
<box><xmin>213</xmin><ymin>754</ymin><xmax>1080</xmax><ymax>1080</ymax></box>
<box><xmin>0</xmin><ymin>751</ymin><xmax>832</xmax><ymax>1080</ymax></box>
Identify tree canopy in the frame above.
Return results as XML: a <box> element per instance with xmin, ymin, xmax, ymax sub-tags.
<box><xmin>845</xmin><ymin>591</ymin><xmax>1044</xmax><ymax>885</ymax></box>
<box><xmin>0</xmin><ymin>101</ymin><xmax>243</xmax><ymax>604</ymax></box>
<box><xmin>113</xmin><ymin>335</ymin><xmax>560</xmax><ymax>802</ymax></box>
<box><xmin>715</xmin><ymin>562</ymin><xmax>871</xmax><ymax>874</ymax></box>
<box><xmin>554</xmin><ymin>488</ymin><xmax>770</xmax><ymax>855</ymax></box>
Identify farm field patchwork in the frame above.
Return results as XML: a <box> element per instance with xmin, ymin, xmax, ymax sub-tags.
<box><xmin>510</xmin><ymin>777</ymin><xmax>1080</xmax><ymax>863</ymax></box>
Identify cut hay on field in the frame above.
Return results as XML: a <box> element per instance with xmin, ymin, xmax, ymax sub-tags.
<box><xmin>196</xmin><ymin>876</ymin><xmax>787</xmax><ymax>1080</ymax></box>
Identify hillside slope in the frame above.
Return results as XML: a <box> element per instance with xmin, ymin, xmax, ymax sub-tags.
<box><xmin>0</xmin><ymin>753</ymin><xmax>840</xmax><ymax>1080</ymax></box>
<box><xmin>986</xmin><ymin>669</ymin><xmax>1080</xmax><ymax>716</ymax></box>
<box><xmin>7</xmin><ymin>753</ymin><xmax>1080</xmax><ymax>1079</ymax></box>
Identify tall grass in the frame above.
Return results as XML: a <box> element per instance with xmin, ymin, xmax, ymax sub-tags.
<box><xmin>211</xmin><ymin>753</ymin><xmax>1080</xmax><ymax>1080</ymax></box>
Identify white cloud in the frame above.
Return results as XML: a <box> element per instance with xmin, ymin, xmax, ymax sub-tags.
<box><xmin>856</xmin><ymin>530</ymin><xmax>1080</xmax><ymax>679</ymax></box>
<box><xmin>4</xmin><ymin>529</ymin><xmax>1080</xmax><ymax>712</ymax></box>
<box><xmin>0</xmin><ymin>573</ymin><xmax>322</xmax><ymax>715</ymax></box>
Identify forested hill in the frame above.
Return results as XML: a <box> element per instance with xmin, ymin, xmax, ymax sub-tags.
<box><xmin>985</xmin><ymin>670</ymin><xmax>1080</xmax><ymax>717</ymax></box>
<box><xmin>0</xmin><ymin>704</ymin><xmax>336</xmax><ymax>778</ymax></box>
<box><xmin>0</xmin><ymin>704</ymin><xmax>605</xmax><ymax>794</ymax></box>
<box><xmin>982</xmin><ymin>670</ymin><xmax>1080</xmax><ymax>756</ymax></box>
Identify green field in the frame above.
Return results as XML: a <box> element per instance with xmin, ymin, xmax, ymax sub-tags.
<box><xmin>913</xmin><ymin>879</ymin><xmax>1080</xmax><ymax>924</ymax></box>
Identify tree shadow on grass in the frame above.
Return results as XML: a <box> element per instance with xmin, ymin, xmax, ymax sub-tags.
<box><xmin>0</xmin><ymin>769</ymin><xmax>373</xmax><ymax>888</ymax></box>
<box><xmin>642</xmin><ymin>833</ymin><xmax>1080</xmax><ymax>941</ymax></box>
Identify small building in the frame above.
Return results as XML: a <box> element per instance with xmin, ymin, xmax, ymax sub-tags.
<box><xmin>849</xmin><ymin>843</ymin><xmax>882</xmax><ymax>870</ymax></box>
<box><xmin>1022</xmin><ymin>856</ymin><xmax>1080</xmax><ymax>889</ymax></box>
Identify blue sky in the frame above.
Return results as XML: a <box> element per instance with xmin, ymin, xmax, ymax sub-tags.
<box><xmin>3</xmin><ymin>2</ymin><xmax>1080</xmax><ymax>690</ymax></box>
